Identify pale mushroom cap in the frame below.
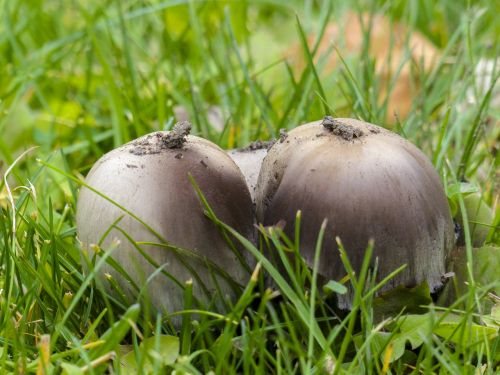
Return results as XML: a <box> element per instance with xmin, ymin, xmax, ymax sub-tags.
<box><xmin>228</xmin><ymin>147</ymin><xmax>268</xmax><ymax>200</ymax></box>
<box><xmin>77</xmin><ymin>131</ymin><xmax>255</xmax><ymax>318</ymax></box>
<box><xmin>256</xmin><ymin>118</ymin><xmax>455</xmax><ymax>306</ymax></box>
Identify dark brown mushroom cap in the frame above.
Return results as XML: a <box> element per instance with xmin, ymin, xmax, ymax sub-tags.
<box><xmin>76</xmin><ymin>130</ymin><xmax>255</xmax><ymax>319</ymax></box>
<box><xmin>255</xmin><ymin>118</ymin><xmax>455</xmax><ymax>306</ymax></box>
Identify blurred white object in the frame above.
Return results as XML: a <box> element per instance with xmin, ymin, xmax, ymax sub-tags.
<box><xmin>466</xmin><ymin>58</ymin><xmax>499</xmax><ymax>107</ymax></box>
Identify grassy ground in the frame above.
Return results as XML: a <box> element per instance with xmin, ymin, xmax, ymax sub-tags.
<box><xmin>0</xmin><ymin>0</ymin><xmax>499</xmax><ymax>373</ymax></box>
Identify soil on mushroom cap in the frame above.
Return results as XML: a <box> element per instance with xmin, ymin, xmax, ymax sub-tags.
<box><xmin>279</xmin><ymin>129</ymin><xmax>288</xmax><ymax>143</ymax></box>
<box><xmin>322</xmin><ymin>116</ymin><xmax>364</xmax><ymax>141</ymax></box>
<box><xmin>239</xmin><ymin>140</ymin><xmax>275</xmax><ymax>152</ymax></box>
<box><xmin>129</xmin><ymin>121</ymin><xmax>192</xmax><ymax>155</ymax></box>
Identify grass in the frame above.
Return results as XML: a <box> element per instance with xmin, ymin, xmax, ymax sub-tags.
<box><xmin>0</xmin><ymin>0</ymin><xmax>499</xmax><ymax>373</ymax></box>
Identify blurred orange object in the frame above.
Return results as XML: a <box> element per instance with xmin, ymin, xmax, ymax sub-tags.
<box><xmin>286</xmin><ymin>12</ymin><xmax>440</xmax><ymax>121</ymax></box>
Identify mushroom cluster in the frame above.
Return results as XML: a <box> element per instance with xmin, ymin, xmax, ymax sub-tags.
<box><xmin>77</xmin><ymin>116</ymin><xmax>455</xmax><ymax>315</ymax></box>
<box><xmin>255</xmin><ymin>117</ymin><xmax>455</xmax><ymax>307</ymax></box>
<box><xmin>77</xmin><ymin>122</ymin><xmax>255</xmax><ymax>319</ymax></box>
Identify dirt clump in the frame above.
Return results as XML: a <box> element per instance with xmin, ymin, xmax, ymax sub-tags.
<box><xmin>163</xmin><ymin>121</ymin><xmax>191</xmax><ymax>149</ymax></box>
<box><xmin>279</xmin><ymin>129</ymin><xmax>288</xmax><ymax>143</ymax></box>
<box><xmin>322</xmin><ymin>116</ymin><xmax>364</xmax><ymax>141</ymax></box>
<box><xmin>129</xmin><ymin>122</ymin><xmax>192</xmax><ymax>155</ymax></box>
<box><xmin>241</xmin><ymin>140</ymin><xmax>275</xmax><ymax>152</ymax></box>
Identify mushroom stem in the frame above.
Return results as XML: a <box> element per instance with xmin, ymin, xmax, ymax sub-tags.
<box><xmin>322</xmin><ymin>116</ymin><xmax>364</xmax><ymax>141</ymax></box>
<box><xmin>163</xmin><ymin>121</ymin><xmax>192</xmax><ymax>149</ymax></box>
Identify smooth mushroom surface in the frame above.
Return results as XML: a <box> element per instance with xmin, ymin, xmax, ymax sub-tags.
<box><xmin>255</xmin><ymin>117</ymin><xmax>455</xmax><ymax>308</ymax></box>
<box><xmin>77</xmin><ymin>122</ymin><xmax>255</xmax><ymax>321</ymax></box>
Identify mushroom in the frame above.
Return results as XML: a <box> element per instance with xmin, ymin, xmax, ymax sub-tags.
<box><xmin>255</xmin><ymin>117</ymin><xmax>455</xmax><ymax>308</ymax></box>
<box><xmin>76</xmin><ymin>122</ymin><xmax>255</xmax><ymax>320</ymax></box>
<box><xmin>227</xmin><ymin>140</ymin><xmax>273</xmax><ymax>200</ymax></box>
